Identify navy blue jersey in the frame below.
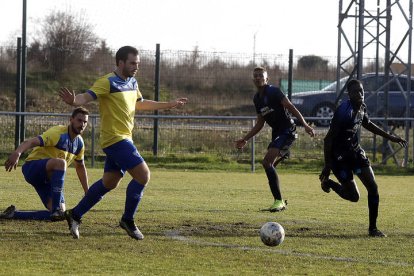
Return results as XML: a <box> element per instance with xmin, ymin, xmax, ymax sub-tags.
<box><xmin>253</xmin><ymin>85</ymin><xmax>294</xmax><ymax>134</ymax></box>
<box><xmin>330</xmin><ymin>99</ymin><xmax>370</xmax><ymax>153</ymax></box>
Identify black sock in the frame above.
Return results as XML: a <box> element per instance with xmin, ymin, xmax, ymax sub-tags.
<box><xmin>265</xmin><ymin>167</ymin><xmax>281</xmax><ymax>200</ymax></box>
<box><xmin>368</xmin><ymin>194</ymin><xmax>379</xmax><ymax>230</ymax></box>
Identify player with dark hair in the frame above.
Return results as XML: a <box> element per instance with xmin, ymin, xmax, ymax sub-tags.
<box><xmin>1</xmin><ymin>107</ymin><xmax>89</xmax><ymax>221</ymax></box>
<box><xmin>59</xmin><ymin>45</ymin><xmax>187</xmax><ymax>240</ymax></box>
<box><xmin>235</xmin><ymin>67</ymin><xmax>315</xmax><ymax>212</ymax></box>
<box><xmin>319</xmin><ymin>79</ymin><xmax>407</xmax><ymax>237</ymax></box>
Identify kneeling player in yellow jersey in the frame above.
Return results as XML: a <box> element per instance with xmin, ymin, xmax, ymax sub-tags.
<box><xmin>1</xmin><ymin>107</ymin><xmax>89</xmax><ymax>221</ymax></box>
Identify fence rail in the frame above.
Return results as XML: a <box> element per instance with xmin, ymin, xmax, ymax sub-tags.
<box><xmin>0</xmin><ymin>112</ymin><xmax>412</xmax><ymax>171</ymax></box>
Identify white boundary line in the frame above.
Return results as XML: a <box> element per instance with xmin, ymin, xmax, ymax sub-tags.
<box><xmin>165</xmin><ymin>231</ymin><xmax>414</xmax><ymax>268</ymax></box>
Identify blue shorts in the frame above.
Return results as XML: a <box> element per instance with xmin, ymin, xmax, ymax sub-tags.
<box><xmin>268</xmin><ymin>126</ymin><xmax>297</xmax><ymax>157</ymax></box>
<box><xmin>332</xmin><ymin>147</ymin><xmax>371</xmax><ymax>182</ymax></box>
<box><xmin>103</xmin><ymin>139</ymin><xmax>145</xmax><ymax>177</ymax></box>
<box><xmin>22</xmin><ymin>159</ymin><xmax>64</xmax><ymax>208</ymax></box>
<box><xmin>22</xmin><ymin>159</ymin><xmax>49</xmax><ymax>186</ymax></box>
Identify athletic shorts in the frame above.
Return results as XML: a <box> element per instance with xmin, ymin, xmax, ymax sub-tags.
<box><xmin>103</xmin><ymin>139</ymin><xmax>144</xmax><ymax>177</ymax></box>
<box><xmin>22</xmin><ymin>159</ymin><xmax>64</xmax><ymax>208</ymax></box>
<box><xmin>268</xmin><ymin>126</ymin><xmax>297</xmax><ymax>158</ymax></box>
<box><xmin>332</xmin><ymin>147</ymin><xmax>371</xmax><ymax>182</ymax></box>
<box><xmin>22</xmin><ymin>159</ymin><xmax>50</xmax><ymax>186</ymax></box>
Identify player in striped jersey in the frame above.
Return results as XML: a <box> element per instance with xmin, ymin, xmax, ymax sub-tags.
<box><xmin>1</xmin><ymin>107</ymin><xmax>89</xmax><ymax>221</ymax></box>
<box><xmin>59</xmin><ymin>46</ymin><xmax>187</xmax><ymax>240</ymax></box>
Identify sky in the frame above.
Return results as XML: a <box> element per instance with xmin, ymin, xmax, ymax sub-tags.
<box><xmin>0</xmin><ymin>0</ymin><xmax>411</xmax><ymax>59</ymax></box>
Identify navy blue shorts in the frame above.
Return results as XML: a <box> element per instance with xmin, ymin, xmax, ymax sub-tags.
<box><xmin>22</xmin><ymin>159</ymin><xmax>64</xmax><ymax>208</ymax></box>
<box><xmin>22</xmin><ymin>159</ymin><xmax>49</xmax><ymax>186</ymax></box>
<box><xmin>103</xmin><ymin>139</ymin><xmax>145</xmax><ymax>177</ymax></box>
<box><xmin>268</xmin><ymin>127</ymin><xmax>297</xmax><ymax>157</ymax></box>
<box><xmin>332</xmin><ymin>147</ymin><xmax>371</xmax><ymax>182</ymax></box>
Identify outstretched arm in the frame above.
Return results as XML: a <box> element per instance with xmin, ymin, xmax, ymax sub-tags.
<box><xmin>136</xmin><ymin>98</ymin><xmax>188</xmax><ymax>111</ymax></box>
<box><xmin>281</xmin><ymin>97</ymin><xmax>315</xmax><ymax>137</ymax></box>
<box><xmin>5</xmin><ymin>137</ymin><xmax>41</xmax><ymax>172</ymax></box>
<box><xmin>319</xmin><ymin>127</ymin><xmax>336</xmax><ymax>182</ymax></box>
<box><xmin>362</xmin><ymin>120</ymin><xmax>408</xmax><ymax>148</ymax></box>
<box><xmin>59</xmin><ymin>87</ymin><xmax>94</xmax><ymax>106</ymax></box>
<box><xmin>235</xmin><ymin>115</ymin><xmax>265</xmax><ymax>149</ymax></box>
<box><xmin>320</xmin><ymin>114</ymin><xmax>342</xmax><ymax>182</ymax></box>
<box><xmin>74</xmin><ymin>160</ymin><xmax>89</xmax><ymax>195</ymax></box>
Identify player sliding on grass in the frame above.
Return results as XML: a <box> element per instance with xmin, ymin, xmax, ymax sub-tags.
<box><xmin>1</xmin><ymin>107</ymin><xmax>89</xmax><ymax>221</ymax></box>
<box><xmin>319</xmin><ymin>79</ymin><xmax>407</xmax><ymax>237</ymax></box>
<box><xmin>235</xmin><ymin>67</ymin><xmax>315</xmax><ymax>212</ymax></box>
<box><xmin>59</xmin><ymin>46</ymin><xmax>187</xmax><ymax>240</ymax></box>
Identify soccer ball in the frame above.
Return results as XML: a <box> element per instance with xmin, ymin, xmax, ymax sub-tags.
<box><xmin>260</xmin><ymin>222</ymin><xmax>285</xmax><ymax>246</ymax></box>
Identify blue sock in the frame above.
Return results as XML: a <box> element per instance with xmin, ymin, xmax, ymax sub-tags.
<box><xmin>72</xmin><ymin>179</ymin><xmax>109</xmax><ymax>221</ymax></box>
<box><xmin>265</xmin><ymin>167</ymin><xmax>282</xmax><ymax>200</ymax></box>
<box><xmin>50</xmin><ymin>170</ymin><xmax>65</xmax><ymax>212</ymax></box>
<box><xmin>12</xmin><ymin>210</ymin><xmax>51</xmax><ymax>220</ymax></box>
<box><xmin>122</xmin><ymin>180</ymin><xmax>145</xmax><ymax>221</ymax></box>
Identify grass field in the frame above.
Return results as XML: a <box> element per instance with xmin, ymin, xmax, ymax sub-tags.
<box><xmin>0</xmin><ymin>168</ymin><xmax>413</xmax><ymax>275</ymax></box>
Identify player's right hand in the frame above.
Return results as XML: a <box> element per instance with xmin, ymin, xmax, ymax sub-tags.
<box><xmin>4</xmin><ymin>152</ymin><xmax>20</xmax><ymax>172</ymax></box>
<box><xmin>59</xmin><ymin>87</ymin><xmax>76</xmax><ymax>105</ymax></box>
<box><xmin>390</xmin><ymin>135</ymin><xmax>408</xmax><ymax>148</ymax></box>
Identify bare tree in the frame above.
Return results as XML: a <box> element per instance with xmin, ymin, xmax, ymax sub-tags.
<box><xmin>39</xmin><ymin>10</ymin><xmax>98</xmax><ymax>78</ymax></box>
<box><xmin>86</xmin><ymin>40</ymin><xmax>114</xmax><ymax>75</ymax></box>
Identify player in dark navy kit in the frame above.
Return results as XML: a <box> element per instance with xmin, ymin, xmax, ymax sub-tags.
<box><xmin>319</xmin><ymin>79</ymin><xmax>407</xmax><ymax>237</ymax></box>
<box><xmin>236</xmin><ymin>67</ymin><xmax>315</xmax><ymax>212</ymax></box>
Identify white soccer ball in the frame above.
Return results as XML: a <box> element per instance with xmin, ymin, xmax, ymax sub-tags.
<box><xmin>260</xmin><ymin>222</ymin><xmax>285</xmax><ymax>246</ymax></box>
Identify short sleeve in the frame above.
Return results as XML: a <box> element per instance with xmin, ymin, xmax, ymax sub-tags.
<box><xmin>75</xmin><ymin>145</ymin><xmax>85</xmax><ymax>161</ymax></box>
<box><xmin>39</xmin><ymin>127</ymin><xmax>60</xmax><ymax>147</ymax></box>
<box><xmin>273</xmin><ymin>87</ymin><xmax>286</xmax><ymax>103</ymax></box>
<box><xmin>328</xmin><ymin>109</ymin><xmax>342</xmax><ymax>137</ymax></box>
<box><xmin>362</xmin><ymin>106</ymin><xmax>370</xmax><ymax>125</ymax></box>
<box><xmin>88</xmin><ymin>77</ymin><xmax>110</xmax><ymax>98</ymax></box>
<box><xmin>137</xmin><ymin>87</ymin><xmax>144</xmax><ymax>102</ymax></box>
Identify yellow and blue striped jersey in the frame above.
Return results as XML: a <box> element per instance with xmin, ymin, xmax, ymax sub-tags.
<box><xmin>25</xmin><ymin>125</ymin><xmax>85</xmax><ymax>167</ymax></box>
<box><xmin>87</xmin><ymin>72</ymin><xmax>143</xmax><ymax>148</ymax></box>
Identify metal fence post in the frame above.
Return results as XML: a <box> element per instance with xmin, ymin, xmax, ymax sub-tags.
<box><xmin>15</xmin><ymin>37</ymin><xmax>22</xmax><ymax>149</ymax></box>
<box><xmin>251</xmin><ymin>119</ymin><xmax>255</xmax><ymax>172</ymax></box>
<box><xmin>288</xmin><ymin>49</ymin><xmax>293</xmax><ymax>100</ymax></box>
<box><xmin>91</xmin><ymin>116</ymin><xmax>96</xmax><ymax>168</ymax></box>
<box><xmin>20</xmin><ymin>0</ymin><xmax>27</xmax><ymax>143</ymax></box>
<box><xmin>153</xmin><ymin>44</ymin><xmax>160</xmax><ymax>156</ymax></box>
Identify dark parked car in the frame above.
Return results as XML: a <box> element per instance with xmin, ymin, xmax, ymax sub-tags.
<box><xmin>291</xmin><ymin>73</ymin><xmax>414</xmax><ymax>126</ymax></box>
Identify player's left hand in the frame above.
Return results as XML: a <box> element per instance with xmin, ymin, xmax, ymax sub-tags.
<box><xmin>390</xmin><ymin>135</ymin><xmax>408</xmax><ymax>148</ymax></box>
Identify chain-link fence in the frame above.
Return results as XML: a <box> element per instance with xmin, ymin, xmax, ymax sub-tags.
<box><xmin>0</xmin><ymin>46</ymin><xmax>412</xmax><ymax>168</ymax></box>
<box><xmin>0</xmin><ymin>112</ymin><xmax>411</xmax><ymax>171</ymax></box>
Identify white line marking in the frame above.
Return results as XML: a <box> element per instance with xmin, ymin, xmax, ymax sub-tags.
<box><xmin>165</xmin><ymin>231</ymin><xmax>414</xmax><ymax>267</ymax></box>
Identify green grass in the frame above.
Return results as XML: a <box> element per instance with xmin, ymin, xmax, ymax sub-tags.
<box><xmin>0</xmin><ymin>168</ymin><xmax>413</xmax><ymax>275</ymax></box>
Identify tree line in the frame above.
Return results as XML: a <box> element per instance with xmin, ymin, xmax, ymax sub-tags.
<box><xmin>0</xmin><ymin>10</ymin><xmax>346</xmax><ymax>115</ymax></box>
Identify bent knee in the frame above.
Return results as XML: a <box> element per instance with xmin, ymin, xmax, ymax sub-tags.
<box><xmin>136</xmin><ymin>172</ymin><xmax>150</xmax><ymax>186</ymax></box>
<box><xmin>348</xmin><ymin>193</ymin><xmax>360</xmax><ymax>202</ymax></box>
<box><xmin>343</xmin><ymin>189</ymin><xmax>360</xmax><ymax>202</ymax></box>
<box><xmin>349</xmin><ymin>196</ymin><xmax>359</xmax><ymax>202</ymax></box>
<box><xmin>261</xmin><ymin>159</ymin><xmax>273</xmax><ymax>169</ymax></box>
<box><xmin>48</xmin><ymin>158</ymin><xmax>67</xmax><ymax>171</ymax></box>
